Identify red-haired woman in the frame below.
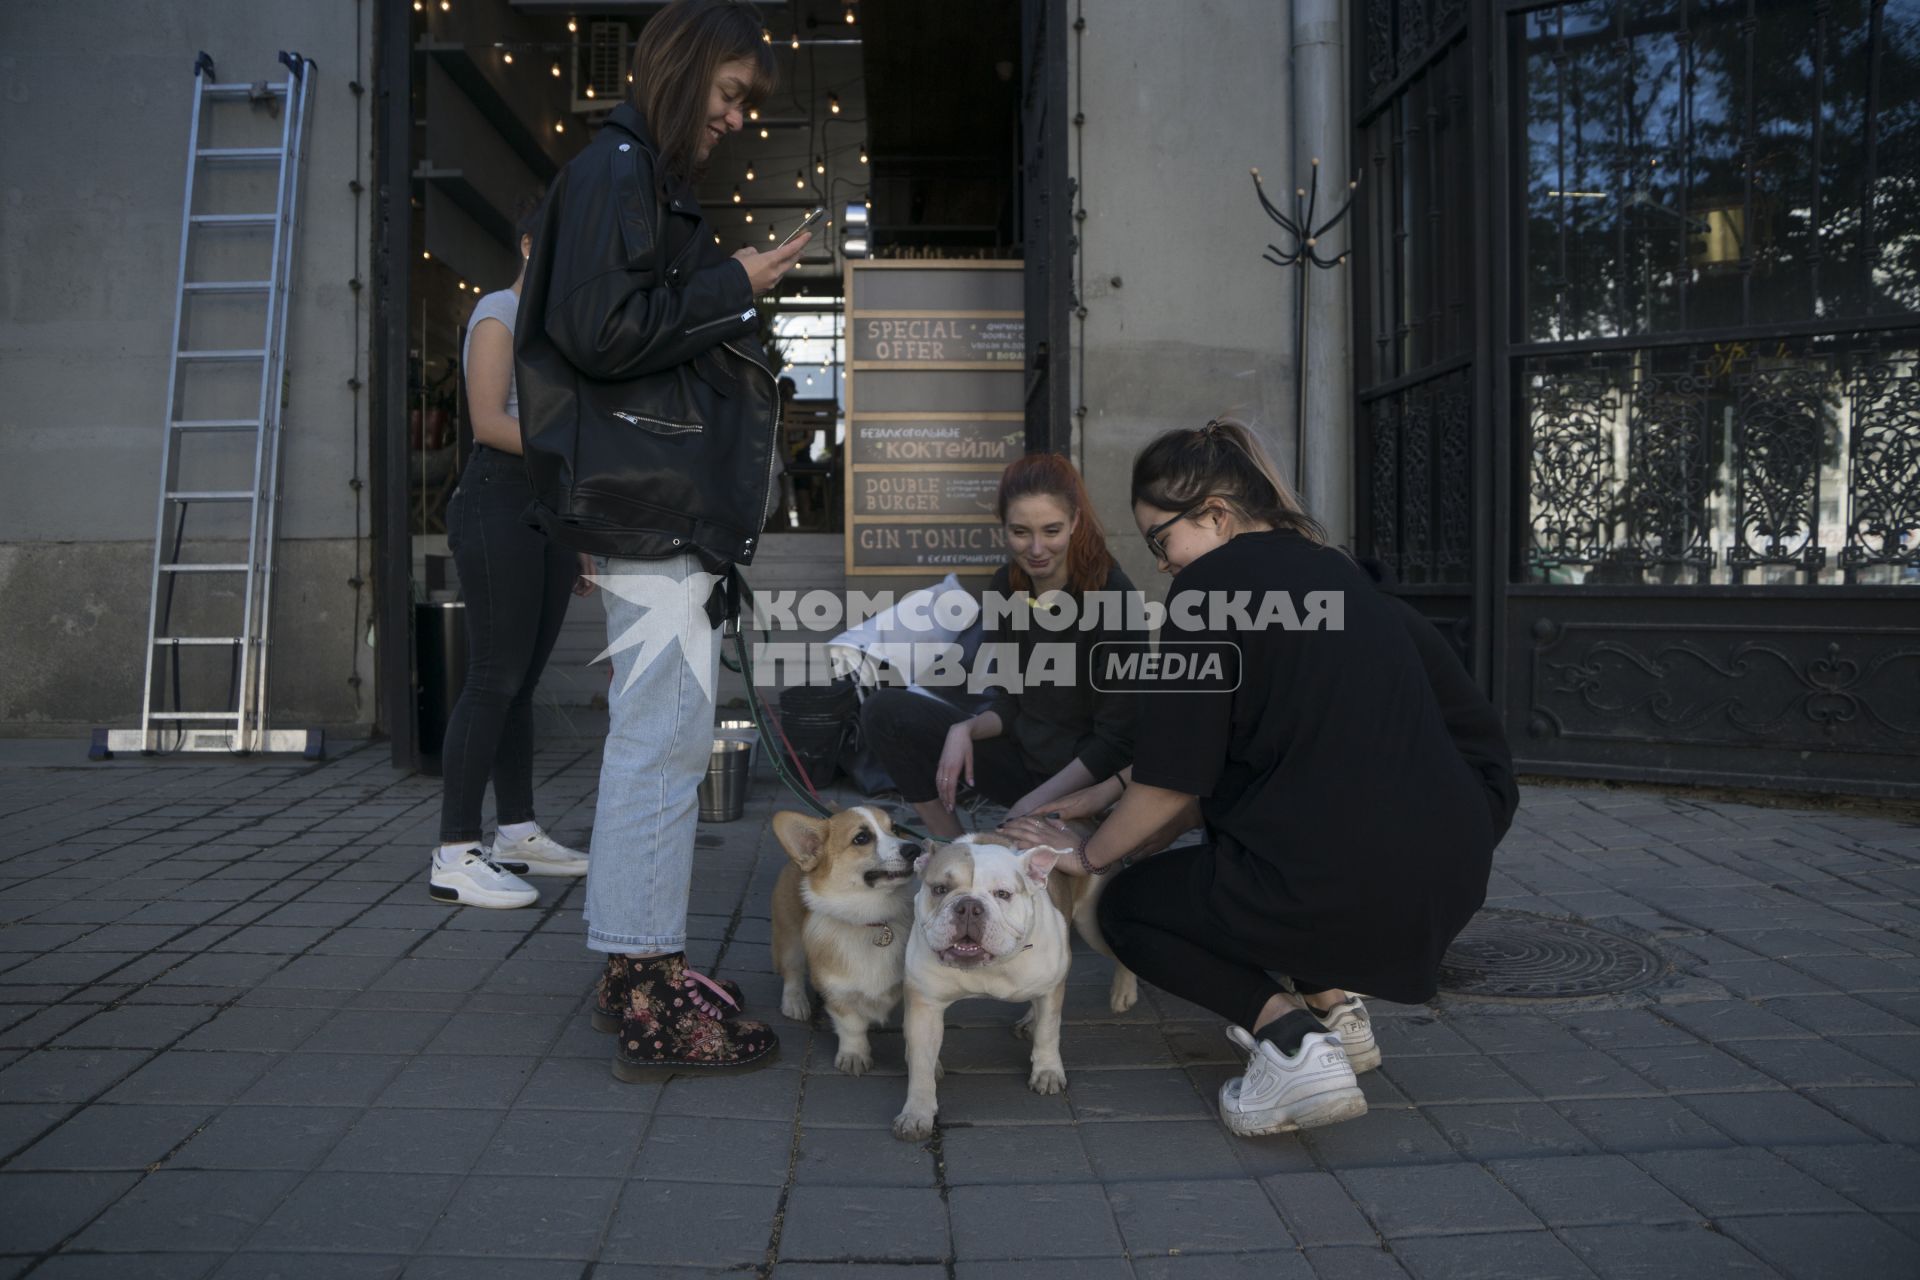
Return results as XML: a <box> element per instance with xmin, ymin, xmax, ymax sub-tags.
<box><xmin>861</xmin><ymin>453</ymin><xmax>1144</xmax><ymax>837</ymax></box>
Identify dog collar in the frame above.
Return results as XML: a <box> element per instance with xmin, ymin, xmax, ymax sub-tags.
<box><xmin>865</xmin><ymin>922</ymin><xmax>896</xmax><ymax>947</ymax></box>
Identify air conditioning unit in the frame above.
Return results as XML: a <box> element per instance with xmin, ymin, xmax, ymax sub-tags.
<box><xmin>572</xmin><ymin>20</ymin><xmax>630</xmax><ymax>113</ymax></box>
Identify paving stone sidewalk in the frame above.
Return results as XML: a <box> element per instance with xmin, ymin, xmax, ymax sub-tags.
<box><xmin>0</xmin><ymin>739</ymin><xmax>1916</xmax><ymax>1279</ymax></box>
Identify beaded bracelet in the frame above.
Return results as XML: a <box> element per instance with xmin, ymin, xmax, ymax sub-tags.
<box><xmin>1076</xmin><ymin>845</ymin><xmax>1113</xmax><ymax>877</ymax></box>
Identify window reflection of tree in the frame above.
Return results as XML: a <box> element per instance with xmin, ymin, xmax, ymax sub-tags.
<box><xmin>1518</xmin><ymin>0</ymin><xmax>1919</xmax><ymax>587</ymax></box>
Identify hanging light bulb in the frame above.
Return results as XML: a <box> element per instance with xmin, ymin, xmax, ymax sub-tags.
<box><xmin>745</xmin><ymin>212</ymin><xmax>754</xmax><ymax>222</ymax></box>
<box><xmin>759</xmin><ymin>127</ymin><xmax>769</xmax><ymax>139</ymax></box>
<box><xmin>440</xmin><ymin>0</ymin><xmax>450</xmax><ymax>10</ymax></box>
<box><xmin>715</xmin><ymin>234</ymin><xmax>722</xmax><ymax>244</ymax></box>
<box><xmin>859</xmin><ymin>143</ymin><xmax>868</xmax><ymax>165</ymax></box>
<box><xmin>791</xmin><ymin>34</ymin><xmax>801</xmax><ymax>50</ymax></box>
<box><xmin>828</xmin><ymin>93</ymin><xmax>841</xmax><ymax>114</ymax></box>
<box><xmin>585</xmin><ymin>85</ymin><xmax>594</xmax><ymax>98</ymax></box>
<box><xmin>745</xmin><ymin>164</ymin><xmax>756</xmax><ymax>181</ymax></box>
<box><xmin>815</xmin><ymin>156</ymin><xmax>826</xmax><ymax>175</ymax></box>
<box><xmin>502</xmin><ymin>52</ymin><xmax>513</xmax><ymax>64</ymax></box>
<box><xmin>422</xmin><ymin>251</ymin><xmax>431</xmax><ymax>260</ymax></box>
<box><xmin>732</xmin><ymin>187</ymin><xmax>742</xmax><ymax>203</ymax></box>
<box><xmin>796</xmin><ymin>171</ymin><xmax>806</xmax><ymax>189</ymax></box>
<box><xmin>748</xmin><ymin>107</ymin><xmax>759</xmax><ymax>121</ymax></box>
<box><xmin>550</xmin><ymin>62</ymin><xmax>562</xmax><ymax>77</ymax></box>
<box><xmin>768</xmin><ymin>226</ymin><xmax>777</xmax><ymax>241</ymax></box>
<box><xmin>845</xmin><ymin>5</ymin><xmax>857</xmax><ymax>25</ymax></box>
<box><xmin>554</xmin><ymin>121</ymin><xmax>565</xmax><ymax>133</ymax></box>
<box><xmin>567</xmin><ymin>16</ymin><xmax>577</xmax><ymax>33</ymax></box>
<box><xmin>458</xmin><ymin>280</ymin><xmax>467</xmax><ymax>291</ymax></box>
<box><xmin>412</xmin><ymin>0</ymin><xmax>422</xmax><ymax>10</ymax></box>
<box><xmin>762</xmin><ymin>28</ymin><xmax>772</xmax><ymax>43</ymax></box>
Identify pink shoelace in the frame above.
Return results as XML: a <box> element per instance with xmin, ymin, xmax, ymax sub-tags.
<box><xmin>682</xmin><ymin>967</ymin><xmax>739</xmax><ymax>1020</ymax></box>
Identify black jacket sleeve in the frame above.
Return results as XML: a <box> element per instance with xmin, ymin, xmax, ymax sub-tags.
<box><xmin>1071</xmin><ymin>568</ymin><xmax>1143</xmax><ymax>782</ymax></box>
<box><xmin>541</xmin><ymin>142</ymin><xmax>755</xmax><ymax>381</ymax></box>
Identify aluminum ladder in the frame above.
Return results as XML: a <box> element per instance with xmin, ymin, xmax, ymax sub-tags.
<box><xmin>94</xmin><ymin>51</ymin><xmax>322</xmax><ymax>760</ymax></box>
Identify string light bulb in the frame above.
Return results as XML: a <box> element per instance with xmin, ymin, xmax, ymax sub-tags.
<box><xmin>845</xmin><ymin>6</ymin><xmax>857</xmax><ymax>25</ymax></box>
<box><xmin>551</xmin><ymin>62</ymin><xmax>561</xmax><ymax>77</ymax></box>
<box><xmin>732</xmin><ymin>187</ymin><xmax>742</xmax><ymax>203</ymax></box>
<box><xmin>748</xmin><ymin>108</ymin><xmax>759</xmax><ymax>121</ymax></box>
<box><xmin>859</xmin><ymin>143</ymin><xmax>868</xmax><ymax>164</ymax></box>
<box><xmin>440</xmin><ymin>0</ymin><xmax>450</xmax><ymax>10</ymax></box>
<box><xmin>791</xmin><ymin>34</ymin><xmax>801</xmax><ymax>50</ymax></box>
<box><xmin>567</xmin><ymin>17</ymin><xmax>577</xmax><ymax>34</ymax></box>
<box><xmin>796</xmin><ymin>171</ymin><xmax>806</xmax><ymax>189</ymax></box>
<box><xmin>585</xmin><ymin>85</ymin><xmax>594</xmax><ymax>98</ymax></box>
<box><xmin>759</xmin><ymin>127</ymin><xmax>769</xmax><ymax>138</ymax></box>
<box><xmin>828</xmin><ymin>93</ymin><xmax>841</xmax><ymax>114</ymax></box>
<box><xmin>554</xmin><ymin>121</ymin><xmax>565</xmax><ymax>133</ymax></box>
<box><xmin>502</xmin><ymin>52</ymin><xmax>513</xmax><ymax>63</ymax></box>
<box><xmin>815</xmin><ymin>156</ymin><xmax>826</xmax><ymax>175</ymax></box>
<box><xmin>412</xmin><ymin>0</ymin><xmax>422</xmax><ymax>10</ymax></box>
<box><xmin>762</xmin><ymin>28</ymin><xmax>772</xmax><ymax>43</ymax></box>
<box><xmin>745</xmin><ymin>164</ymin><xmax>756</xmax><ymax>181</ymax></box>
<box><xmin>744</xmin><ymin>212</ymin><xmax>754</xmax><ymax>222</ymax></box>
<box><xmin>768</xmin><ymin>227</ymin><xmax>777</xmax><ymax>241</ymax></box>
<box><xmin>422</xmin><ymin>251</ymin><xmax>431</xmax><ymax>260</ymax></box>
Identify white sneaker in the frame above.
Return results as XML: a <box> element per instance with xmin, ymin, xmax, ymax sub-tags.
<box><xmin>490</xmin><ymin>830</ymin><xmax>589</xmax><ymax>878</ymax></box>
<box><xmin>1316</xmin><ymin>997</ymin><xmax>1381</xmax><ymax>1074</ymax></box>
<box><xmin>1218</xmin><ymin>1018</ymin><xmax>1367</xmax><ymax>1137</ymax></box>
<box><xmin>429</xmin><ymin>848</ymin><xmax>540</xmax><ymax>909</ymax></box>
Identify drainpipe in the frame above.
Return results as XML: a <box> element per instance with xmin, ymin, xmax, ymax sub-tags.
<box><xmin>1292</xmin><ymin>0</ymin><xmax>1353</xmax><ymax>546</ymax></box>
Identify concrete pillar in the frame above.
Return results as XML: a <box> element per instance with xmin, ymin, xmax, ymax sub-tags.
<box><xmin>1291</xmin><ymin>0</ymin><xmax>1354</xmax><ymax>547</ymax></box>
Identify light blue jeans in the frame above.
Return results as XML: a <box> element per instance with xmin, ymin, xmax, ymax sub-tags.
<box><xmin>584</xmin><ymin>552</ymin><xmax>720</xmax><ymax>955</ymax></box>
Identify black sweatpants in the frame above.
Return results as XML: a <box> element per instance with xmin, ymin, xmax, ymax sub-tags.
<box><xmin>1097</xmin><ymin>841</ymin><xmax>1329</xmax><ymax>1031</ymax></box>
<box><xmin>859</xmin><ymin>686</ymin><xmax>1048</xmax><ymax>807</ymax></box>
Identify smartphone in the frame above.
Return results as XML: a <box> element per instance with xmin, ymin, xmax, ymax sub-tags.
<box><xmin>776</xmin><ymin>205</ymin><xmax>826</xmax><ymax>251</ymax></box>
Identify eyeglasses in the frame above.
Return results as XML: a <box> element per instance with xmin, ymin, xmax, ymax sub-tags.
<box><xmin>1142</xmin><ymin>502</ymin><xmax>1202</xmax><ymax>561</ymax></box>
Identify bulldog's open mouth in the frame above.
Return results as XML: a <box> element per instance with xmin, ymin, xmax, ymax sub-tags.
<box><xmin>863</xmin><ymin>866</ymin><xmax>913</xmax><ymax>887</ymax></box>
<box><xmin>937</xmin><ymin>940</ymin><xmax>992</xmax><ymax>966</ymax></box>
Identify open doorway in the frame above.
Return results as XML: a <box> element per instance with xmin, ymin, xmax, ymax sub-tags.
<box><xmin>374</xmin><ymin>0</ymin><xmax>1047</xmax><ymax>767</ymax></box>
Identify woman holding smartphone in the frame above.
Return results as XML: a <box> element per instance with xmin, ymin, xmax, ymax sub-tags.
<box><xmin>515</xmin><ymin>0</ymin><xmax>808</xmax><ymax>1080</ymax></box>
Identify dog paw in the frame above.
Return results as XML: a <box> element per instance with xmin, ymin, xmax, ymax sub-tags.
<box><xmin>1108</xmin><ymin>970</ymin><xmax>1139</xmax><ymax>1014</ymax></box>
<box><xmin>780</xmin><ymin>991</ymin><xmax>812</xmax><ymax>1022</ymax></box>
<box><xmin>891</xmin><ymin>1107</ymin><xmax>936</xmax><ymax>1141</ymax></box>
<box><xmin>1028</xmin><ymin>1065</ymin><xmax>1067</xmax><ymax>1095</ymax></box>
<box><xmin>835</xmin><ymin>1048</ymin><xmax>873</xmax><ymax>1076</ymax></box>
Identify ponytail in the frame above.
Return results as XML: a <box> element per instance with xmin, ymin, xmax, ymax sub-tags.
<box><xmin>1131</xmin><ymin>417</ymin><xmax>1327</xmax><ymax>544</ymax></box>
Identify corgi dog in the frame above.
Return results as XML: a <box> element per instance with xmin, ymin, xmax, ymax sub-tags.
<box><xmin>770</xmin><ymin>806</ymin><xmax>921</xmax><ymax>1076</ymax></box>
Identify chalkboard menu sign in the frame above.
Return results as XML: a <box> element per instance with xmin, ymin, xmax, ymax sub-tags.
<box><xmin>844</xmin><ymin>262</ymin><xmax>1024</xmax><ymax>576</ymax></box>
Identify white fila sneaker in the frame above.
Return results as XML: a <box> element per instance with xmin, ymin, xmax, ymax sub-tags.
<box><xmin>1316</xmin><ymin>997</ymin><xmax>1381</xmax><ymax>1074</ymax></box>
<box><xmin>1219</xmin><ymin>1015</ymin><xmax>1367</xmax><ymax>1137</ymax></box>
<box><xmin>428</xmin><ymin>848</ymin><xmax>539</xmax><ymax>909</ymax></box>
<box><xmin>489</xmin><ymin>830</ymin><xmax>589</xmax><ymax>878</ymax></box>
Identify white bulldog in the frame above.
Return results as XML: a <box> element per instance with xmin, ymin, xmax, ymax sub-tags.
<box><xmin>891</xmin><ymin>831</ymin><xmax>1137</xmax><ymax>1141</ymax></box>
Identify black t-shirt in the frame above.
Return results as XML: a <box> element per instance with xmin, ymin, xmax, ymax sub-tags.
<box><xmin>1130</xmin><ymin>529</ymin><xmax>1511</xmax><ymax>1003</ymax></box>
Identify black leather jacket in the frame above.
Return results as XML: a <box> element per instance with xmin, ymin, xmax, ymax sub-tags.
<box><xmin>515</xmin><ymin>103</ymin><xmax>781</xmax><ymax>573</ymax></box>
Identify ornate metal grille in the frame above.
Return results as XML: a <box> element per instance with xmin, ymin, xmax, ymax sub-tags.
<box><xmin>1365</xmin><ymin>367</ymin><xmax>1472</xmax><ymax>584</ymax></box>
<box><xmin>1524</xmin><ymin>336</ymin><xmax>1920</xmax><ymax>585</ymax></box>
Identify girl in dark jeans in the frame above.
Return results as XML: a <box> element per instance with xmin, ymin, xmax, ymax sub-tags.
<box><xmin>429</xmin><ymin>195</ymin><xmax>593</xmax><ymax>910</ymax></box>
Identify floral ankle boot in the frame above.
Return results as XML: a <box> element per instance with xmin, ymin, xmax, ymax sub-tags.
<box><xmin>612</xmin><ymin>951</ymin><xmax>779</xmax><ymax>1082</ymax></box>
<box><xmin>593</xmin><ymin>953</ymin><xmax>746</xmax><ymax>1032</ymax></box>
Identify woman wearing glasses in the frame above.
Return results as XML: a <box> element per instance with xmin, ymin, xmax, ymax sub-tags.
<box><xmin>1002</xmin><ymin>418</ymin><xmax>1515</xmax><ymax>1138</ymax></box>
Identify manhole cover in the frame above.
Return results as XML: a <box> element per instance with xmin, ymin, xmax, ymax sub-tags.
<box><xmin>1439</xmin><ymin>910</ymin><xmax>1663</xmax><ymax>999</ymax></box>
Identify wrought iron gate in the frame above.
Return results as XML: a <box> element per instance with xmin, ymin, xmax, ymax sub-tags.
<box><xmin>1353</xmin><ymin>0</ymin><xmax>1920</xmax><ymax>798</ymax></box>
<box><xmin>1021</xmin><ymin>0</ymin><xmax>1072</xmax><ymax>455</ymax></box>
